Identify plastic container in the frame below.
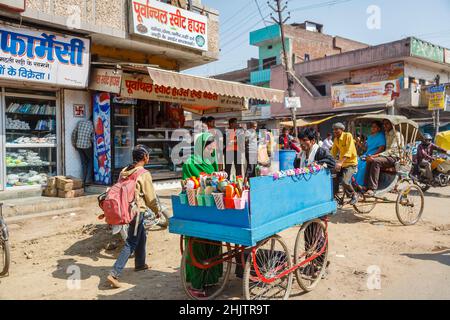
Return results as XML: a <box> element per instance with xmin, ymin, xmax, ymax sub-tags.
<box><xmin>279</xmin><ymin>150</ymin><xmax>297</xmax><ymax>170</ymax></box>
<box><xmin>179</xmin><ymin>192</ymin><xmax>188</xmax><ymax>205</ymax></box>
<box><xmin>234</xmin><ymin>197</ymin><xmax>246</xmax><ymax>210</ymax></box>
<box><xmin>224</xmin><ymin>197</ymin><xmax>235</xmax><ymax>209</ymax></box>
<box><xmin>196</xmin><ymin>194</ymin><xmax>205</xmax><ymax>206</ymax></box>
<box><xmin>204</xmin><ymin>194</ymin><xmax>215</xmax><ymax>207</ymax></box>
<box><xmin>187</xmin><ymin>189</ymin><xmax>197</xmax><ymax>206</ymax></box>
<box><xmin>212</xmin><ymin>193</ymin><xmax>225</xmax><ymax>210</ymax></box>
<box><xmin>241</xmin><ymin>190</ymin><xmax>249</xmax><ymax>202</ymax></box>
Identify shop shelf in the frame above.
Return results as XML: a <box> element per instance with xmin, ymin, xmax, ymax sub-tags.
<box><xmin>7</xmin><ymin>162</ymin><xmax>56</xmax><ymax>168</ymax></box>
<box><xmin>6</xmin><ymin>143</ymin><xmax>57</xmax><ymax>148</ymax></box>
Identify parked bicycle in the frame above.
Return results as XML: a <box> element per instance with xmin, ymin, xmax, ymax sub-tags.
<box><xmin>0</xmin><ymin>202</ymin><xmax>10</xmax><ymax>277</ymax></box>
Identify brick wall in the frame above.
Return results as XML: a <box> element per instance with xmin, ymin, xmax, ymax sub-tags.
<box><xmin>285</xmin><ymin>25</ymin><xmax>368</xmax><ymax>62</ymax></box>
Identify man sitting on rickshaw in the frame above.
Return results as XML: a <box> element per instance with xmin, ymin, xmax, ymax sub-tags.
<box><xmin>364</xmin><ymin>119</ymin><xmax>404</xmax><ymax>197</ymax></box>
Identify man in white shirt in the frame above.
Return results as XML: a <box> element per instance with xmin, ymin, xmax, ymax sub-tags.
<box><xmin>322</xmin><ymin>133</ymin><xmax>334</xmax><ymax>150</ymax></box>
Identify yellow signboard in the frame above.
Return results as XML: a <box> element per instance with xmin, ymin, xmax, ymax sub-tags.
<box><xmin>428</xmin><ymin>85</ymin><xmax>446</xmax><ymax>111</ymax></box>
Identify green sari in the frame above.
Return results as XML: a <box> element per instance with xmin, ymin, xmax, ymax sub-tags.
<box><xmin>182</xmin><ymin>133</ymin><xmax>222</xmax><ymax>290</ymax></box>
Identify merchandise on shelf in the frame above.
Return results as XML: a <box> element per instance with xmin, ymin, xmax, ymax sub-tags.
<box><xmin>6</xmin><ymin>171</ymin><xmax>48</xmax><ymax>187</ymax></box>
<box><xmin>179</xmin><ymin>172</ymin><xmax>249</xmax><ymax>210</ymax></box>
<box><xmin>7</xmin><ymin>102</ymin><xmax>56</xmax><ymax>115</ymax></box>
<box><xmin>6</xmin><ymin>150</ymin><xmax>50</xmax><ymax>167</ymax></box>
<box><xmin>11</xmin><ymin>133</ymin><xmax>56</xmax><ymax>145</ymax></box>
<box><xmin>35</xmin><ymin>119</ymin><xmax>56</xmax><ymax>131</ymax></box>
<box><xmin>6</xmin><ymin>117</ymin><xmax>30</xmax><ymax>130</ymax></box>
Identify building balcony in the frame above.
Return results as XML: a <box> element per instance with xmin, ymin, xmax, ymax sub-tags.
<box><xmin>250</xmin><ymin>69</ymin><xmax>271</xmax><ymax>85</ymax></box>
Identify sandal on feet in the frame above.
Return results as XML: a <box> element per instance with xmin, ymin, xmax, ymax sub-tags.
<box><xmin>107</xmin><ymin>275</ymin><xmax>121</xmax><ymax>288</ymax></box>
<box><xmin>188</xmin><ymin>288</ymin><xmax>207</xmax><ymax>298</ymax></box>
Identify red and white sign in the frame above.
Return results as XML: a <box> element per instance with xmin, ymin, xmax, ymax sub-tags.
<box><xmin>0</xmin><ymin>0</ymin><xmax>25</xmax><ymax>12</ymax></box>
<box><xmin>120</xmin><ymin>73</ymin><xmax>245</xmax><ymax>109</ymax></box>
<box><xmin>130</xmin><ymin>0</ymin><xmax>208</xmax><ymax>51</ymax></box>
<box><xmin>73</xmin><ymin>104</ymin><xmax>86</xmax><ymax>118</ymax></box>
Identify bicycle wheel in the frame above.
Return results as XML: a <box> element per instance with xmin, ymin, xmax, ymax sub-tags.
<box><xmin>353</xmin><ymin>194</ymin><xmax>377</xmax><ymax>214</ymax></box>
<box><xmin>294</xmin><ymin>219</ymin><xmax>328</xmax><ymax>292</ymax></box>
<box><xmin>0</xmin><ymin>240</ymin><xmax>10</xmax><ymax>276</ymax></box>
<box><xmin>243</xmin><ymin>235</ymin><xmax>293</xmax><ymax>300</ymax></box>
<box><xmin>396</xmin><ymin>183</ymin><xmax>424</xmax><ymax>226</ymax></box>
<box><xmin>180</xmin><ymin>238</ymin><xmax>232</xmax><ymax>300</ymax></box>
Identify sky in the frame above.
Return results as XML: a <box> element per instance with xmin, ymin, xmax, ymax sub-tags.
<box><xmin>185</xmin><ymin>0</ymin><xmax>450</xmax><ymax>76</ymax></box>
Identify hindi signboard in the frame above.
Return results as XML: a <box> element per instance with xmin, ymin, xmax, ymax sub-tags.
<box><xmin>332</xmin><ymin>80</ymin><xmax>401</xmax><ymax>109</ymax></box>
<box><xmin>428</xmin><ymin>85</ymin><xmax>446</xmax><ymax>111</ymax></box>
<box><xmin>284</xmin><ymin>97</ymin><xmax>301</xmax><ymax>109</ymax></box>
<box><xmin>89</xmin><ymin>68</ymin><xmax>122</xmax><ymax>94</ymax></box>
<box><xmin>120</xmin><ymin>74</ymin><xmax>245</xmax><ymax>109</ymax></box>
<box><xmin>0</xmin><ymin>24</ymin><xmax>90</xmax><ymax>88</ymax></box>
<box><xmin>130</xmin><ymin>0</ymin><xmax>208</xmax><ymax>51</ymax></box>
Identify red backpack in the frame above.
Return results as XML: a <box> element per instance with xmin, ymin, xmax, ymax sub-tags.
<box><xmin>100</xmin><ymin>168</ymin><xmax>148</xmax><ymax>225</ymax></box>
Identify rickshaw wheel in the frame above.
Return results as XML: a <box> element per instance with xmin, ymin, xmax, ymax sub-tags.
<box><xmin>180</xmin><ymin>238</ymin><xmax>232</xmax><ymax>300</ymax></box>
<box><xmin>395</xmin><ymin>183</ymin><xmax>424</xmax><ymax>226</ymax></box>
<box><xmin>353</xmin><ymin>194</ymin><xmax>377</xmax><ymax>214</ymax></box>
<box><xmin>243</xmin><ymin>235</ymin><xmax>293</xmax><ymax>300</ymax></box>
<box><xmin>294</xmin><ymin>219</ymin><xmax>328</xmax><ymax>292</ymax></box>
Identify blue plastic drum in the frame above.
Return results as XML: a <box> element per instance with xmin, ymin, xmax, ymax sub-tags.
<box><xmin>279</xmin><ymin>150</ymin><xmax>297</xmax><ymax>170</ymax></box>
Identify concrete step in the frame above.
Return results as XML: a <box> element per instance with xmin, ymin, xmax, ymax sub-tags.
<box><xmin>6</xmin><ymin>207</ymin><xmax>85</xmax><ymax>223</ymax></box>
<box><xmin>0</xmin><ymin>186</ymin><xmax>43</xmax><ymax>201</ymax></box>
<box><xmin>1</xmin><ymin>194</ymin><xmax>99</xmax><ymax>218</ymax></box>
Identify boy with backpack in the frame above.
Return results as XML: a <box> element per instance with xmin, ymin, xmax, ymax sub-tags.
<box><xmin>101</xmin><ymin>145</ymin><xmax>159</xmax><ymax>288</ymax></box>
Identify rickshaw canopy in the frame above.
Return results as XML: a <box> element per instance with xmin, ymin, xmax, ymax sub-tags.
<box><xmin>436</xmin><ymin>131</ymin><xmax>450</xmax><ymax>150</ymax></box>
<box><xmin>353</xmin><ymin>114</ymin><xmax>422</xmax><ymax>143</ymax></box>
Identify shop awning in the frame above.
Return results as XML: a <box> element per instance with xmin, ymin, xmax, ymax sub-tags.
<box><xmin>147</xmin><ymin>67</ymin><xmax>285</xmax><ymax>103</ymax></box>
<box><xmin>280</xmin><ymin>115</ymin><xmax>337</xmax><ymax>128</ymax></box>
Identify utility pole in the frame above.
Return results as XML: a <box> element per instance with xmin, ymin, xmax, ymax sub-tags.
<box><xmin>269</xmin><ymin>0</ymin><xmax>297</xmax><ymax>138</ymax></box>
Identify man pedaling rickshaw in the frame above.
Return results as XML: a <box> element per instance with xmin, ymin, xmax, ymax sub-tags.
<box><xmin>364</xmin><ymin>119</ymin><xmax>404</xmax><ymax>197</ymax></box>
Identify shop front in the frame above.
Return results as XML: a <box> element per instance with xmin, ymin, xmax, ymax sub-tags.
<box><xmin>0</xmin><ymin>23</ymin><xmax>90</xmax><ymax>191</ymax></box>
<box><xmin>88</xmin><ymin>67</ymin><xmax>284</xmax><ymax>184</ymax></box>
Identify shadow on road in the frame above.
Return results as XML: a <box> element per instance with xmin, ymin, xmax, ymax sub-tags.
<box><xmin>402</xmin><ymin>250</ymin><xmax>450</xmax><ymax>267</ymax></box>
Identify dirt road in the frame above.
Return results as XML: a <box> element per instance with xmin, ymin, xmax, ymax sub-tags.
<box><xmin>0</xmin><ymin>187</ymin><xmax>449</xmax><ymax>300</ymax></box>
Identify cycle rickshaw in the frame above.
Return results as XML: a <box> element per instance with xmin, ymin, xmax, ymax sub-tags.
<box><xmin>335</xmin><ymin>114</ymin><xmax>425</xmax><ymax>226</ymax></box>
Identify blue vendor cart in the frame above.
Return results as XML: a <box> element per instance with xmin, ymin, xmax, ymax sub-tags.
<box><xmin>169</xmin><ymin>169</ymin><xmax>337</xmax><ymax>300</ymax></box>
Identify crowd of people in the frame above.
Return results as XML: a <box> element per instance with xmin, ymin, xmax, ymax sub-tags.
<box><xmin>102</xmin><ymin>116</ymin><xmax>448</xmax><ymax>292</ymax></box>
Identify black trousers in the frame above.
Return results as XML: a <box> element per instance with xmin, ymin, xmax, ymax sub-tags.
<box><xmin>78</xmin><ymin>147</ymin><xmax>93</xmax><ymax>184</ymax></box>
<box><xmin>225</xmin><ymin>150</ymin><xmax>243</xmax><ymax>177</ymax></box>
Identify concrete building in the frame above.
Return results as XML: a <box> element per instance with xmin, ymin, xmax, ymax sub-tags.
<box><xmin>270</xmin><ymin>37</ymin><xmax>450</xmax><ymax>135</ymax></box>
<box><xmin>0</xmin><ymin>0</ymin><xmax>220</xmax><ymax>194</ymax></box>
<box><xmin>213</xmin><ymin>22</ymin><xmax>368</xmax><ymax>124</ymax></box>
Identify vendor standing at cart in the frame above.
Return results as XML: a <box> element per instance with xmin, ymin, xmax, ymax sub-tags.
<box><xmin>330</xmin><ymin>123</ymin><xmax>359</xmax><ymax>205</ymax></box>
<box><xmin>182</xmin><ymin>132</ymin><xmax>223</xmax><ymax>298</ymax></box>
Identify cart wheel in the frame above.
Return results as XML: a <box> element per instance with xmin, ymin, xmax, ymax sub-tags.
<box><xmin>243</xmin><ymin>235</ymin><xmax>293</xmax><ymax>300</ymax></box>
<box><xmin>180</xmin><ymin>238</ymin><xmax>232</xmax><ymax>300</ymax></box>
<box><xmin>0</xmin><ymin>240</ymin><xmax>10</xmax><ymax>276</ymax></box>
<box><xmin>294</xmin><ymin>219</ymin><xmax>328</xmax><ymax>292</ymax></box>
<box><xmin>179</xmin><ymin>235</ymin><xmax>185</xmax><ymax>254</ymax></box>
<box><xmin>396</xmin><ymin>183</ymin><xmax>424</xmax><ymax>226</ymax></box>
<box><xmin>353</xmin><ymin>193</ymin><xmax>377</xmax><ymax>214</ymax></box>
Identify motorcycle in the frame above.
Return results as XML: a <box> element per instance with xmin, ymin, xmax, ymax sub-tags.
<box><xmin>413</xmin><ymin>152</ymin><xmax>450</xmax><ymax>192</ymax></box>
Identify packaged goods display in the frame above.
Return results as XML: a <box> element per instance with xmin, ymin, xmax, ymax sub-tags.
<box><xmin>6</xmin><ymin>150</ymin><xmax>50</xmax><ymax>167</ymax></box>
<box><xmin>6</xmin><ymin>171</ymin><xmax>48</xmax><ymax>187</ymax></box>
<box><xmin>6</xmin><ymin>103</ymin><xmax>56</xmax><ymax>115</ymax></box>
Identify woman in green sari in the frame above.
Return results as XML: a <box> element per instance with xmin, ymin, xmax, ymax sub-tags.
<box><xmin>182</xmin><ymin>132</ymin><xmax>223</xmax><ymax>297</ymax></box>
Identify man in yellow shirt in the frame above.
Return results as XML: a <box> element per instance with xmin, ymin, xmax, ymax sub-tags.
<box><xmin>330</xmin><ymin>122</ymin><xmax>358</xmax><ymax>205</ymax></box>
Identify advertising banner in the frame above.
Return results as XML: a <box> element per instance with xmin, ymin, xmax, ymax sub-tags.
<box><xmin>93</xmin><ymin>92</ymin><xmax>112</xmax><ymax>185</ymax></box>
<box><xmin>428</xmin><ymin>85</ymin><xmax>447</xmax><ymax>111</ymax></box>
<box><xmin>120</xmin><ymin>74</ymin><xmax>246</xmax><ymax>109</ymax></box>
<box><xmin>130</xmin><ymin>0</ymin><xmax>208</xmax><ymax>51</ymax></box>
<box><xmin>0</xmin><ymin>24</ymin><xmax>90</xmax><ymax>87</ymax></box>
<box><xmin>350</xmin><ymin>62</ymin><xmax>404</xmax><ymax>83</ymax></box>
<box><xmin>332</xmin><ymin>79</ymin><xmax>401</xmax><ymax>109</ymax></box>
